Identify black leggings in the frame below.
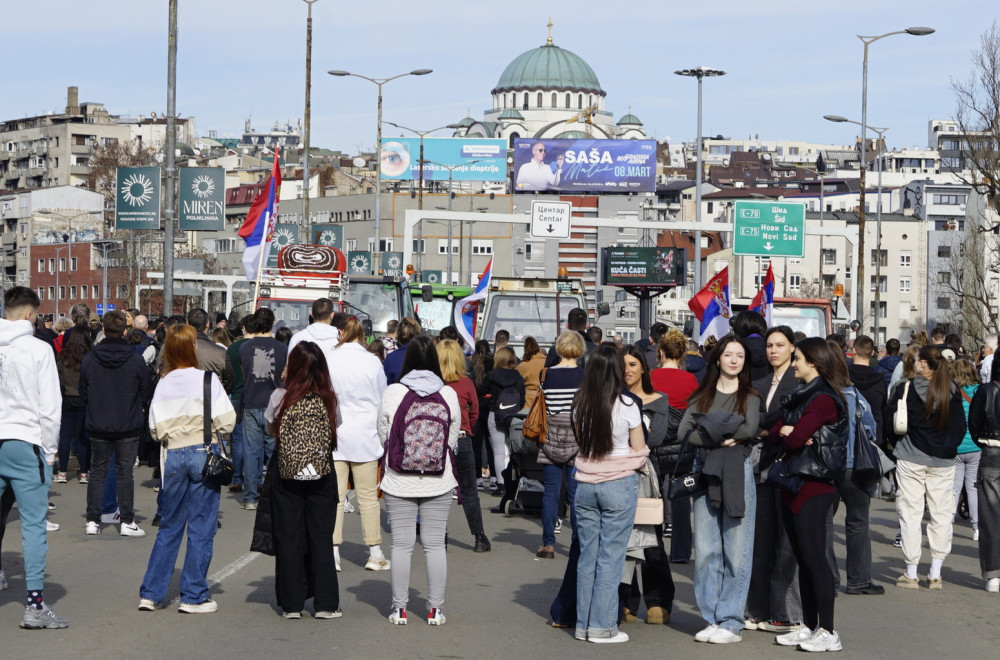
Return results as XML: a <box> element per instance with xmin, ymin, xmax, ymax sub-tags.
<box><xmin>781</xmin><ymin>492</ymin><xmax>837</xmax><ymax>632</ymax></box>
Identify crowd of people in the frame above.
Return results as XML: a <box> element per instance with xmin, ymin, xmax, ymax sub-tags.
<box><xmin>1</xmin><ymin>284</ymin><xmax>996</xmax><ymax>649</ymax></box>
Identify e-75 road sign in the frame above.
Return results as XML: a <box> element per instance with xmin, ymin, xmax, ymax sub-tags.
<box><xmin>732</xmin><ymin>200</ymin><xmax>805</xmax><ymax>258</ymax></box>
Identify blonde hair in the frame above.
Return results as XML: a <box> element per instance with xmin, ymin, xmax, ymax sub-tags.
<box><xmin>436</xmin><ymin>339</ymin><xmax>467</xmax><ymax>383</ymax></box>
<box><xmin>494</xmin><ymin>346</ymin><xmax>517</xmax><ymax>369</ymax></box>
<box><xmin>951</xmin><ymin>358</ymin><xmax>979</xmax><ymax>388</ymax></box>
<box><xmin>555</xmin><ymin>330</ymin><xmax>585</xmax><ymax>360</ymax></box>
<box><xmin>337</xmin><ymin>316</ymin><xmax>365</xmax><ymax>347</ymax></box>
<box><xmin>902</xmin><ymin>344</ymin><xmax>921</xmax><ymax>380</ymax></box>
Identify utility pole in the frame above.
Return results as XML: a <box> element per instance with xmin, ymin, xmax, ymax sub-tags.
<box><xmin>163</xmin><ymin>0</ymin><xmax>178</xmax><ymax>315</ymax></box>
<box><xmin>302</xmin><ymin>0</ymin><xmax>317</xmax><ymax>240</ymax></box>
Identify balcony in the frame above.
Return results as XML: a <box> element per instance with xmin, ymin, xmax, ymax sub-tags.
<box><xmin>70</xmin><ymin>165</ymin><xmax>91</xmax><ymax>176</ymax></box>
<box><xmin>70</xmin><ymin>143</ymin><xmax>92</xmax><ymax>155</ymax></box>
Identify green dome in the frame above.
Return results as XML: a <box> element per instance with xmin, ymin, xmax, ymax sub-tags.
<box><xmin>553</xmin><ymin>130</ymin><xmax>592</xmax><ymax>139</ymax></box>
<box><xmin>454</xmin><ymin>116</ymin><xmax>475</xmax><ymax>128</ymax></box>
<box><xmin>617</xmin><ymin>113</ymin><xmax>642</xmax><ymax>126</ymax></box>
<box><xmin>498</xmin><ymin>108</ymin><xmax>525</xmax><ymax>120</ymax></box>
<box><xmin>493</xmin><ymin>43</ymin><xmax>604</xmax><ymax>95</ymax></box>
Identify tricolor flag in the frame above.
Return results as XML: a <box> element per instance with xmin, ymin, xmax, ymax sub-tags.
<box><xmin>238</xmin><ymin>146</ymin><xmax>282</xmax><ymax>281</ymax></box>
<box><xmin>454</xmin><ymin>258</ymin><xmax>493</xmax><ymax>352</ymax></box>
<box><xmin>688</xmin><ymin>266</ymin><xmax>732</xmax><ymax>344</ymax></box>
<box><xmin>748</xmin><ymin>261</ymin><xmax>776</xmax><ymax>326</ymax></box>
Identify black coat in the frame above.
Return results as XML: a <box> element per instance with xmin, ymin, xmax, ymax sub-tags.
<box><xmin>848</xmin><ymin>363</ymin><xmax>888</xmax><ymax>444</ymax></box>
<box><xmin>753</xmin><ymin>368</ymin><xmax>800</xmax><ymax>473</ymax></box>
<box><xmin>887</xmin><ymin>379</ymin><xmax>966</xmax><ymax>460</ymax></box>
<box><xmin>80</xmin><ymin>337</ymin><xmax>153</xmax><ymax>438</ymax></box>
<box><xmin>480</xmin><ymin>367</ymin><xmax>526</xmax><ymax>413</ymax></box>
<box><xmin>743</xmin><ymin>334</ymin><xmax>769</xmax><ymax>382</ymax></box>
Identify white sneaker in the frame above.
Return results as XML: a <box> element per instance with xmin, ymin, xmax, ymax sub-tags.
<box><xmin>53</xmin><ymin>472</ymin><xmax>67</xmax><ymax>484</ymax></box>
<box><xmin>589</xmin><ymin>632</ymin><xmax>629</xmax><ymax>643</ymax></box>
<box><xmin>987</xmin><ymin>578</ymin><xmax>1000</xmax><ymax>592</ymax></box>
<box><xmin>427</xmin><ymin>607</ymin><xmax>446</xmax><ymax>625</ymax></box>
<box><xmin>178</xmin><ymin>600</ymin><xmax>218</xmax><ymax>614</ymax></box>
<box><xmin>138</xmin><ymin>598</ymin><xmax>157</xmax><ymax>611</ymax></box>
<box><xmin>85</xmin><ymin>521</ymin><xmax>101</xmax><ymax>535</ymax></box>
<box><xmin>388</xmin><ymin>607</ymin><xmax>407</xmax><ymax>625</ymax></box>
<box><xmin>974</xmin><ymin>528</ymin><xmax>981</xmax><ymax>541</ymax></box>
<box><xmin>707</xmin><ymin>628</ymin><xmax>742</xmax><ymax>644</ymax></box>
<box><xmin>343</xmin><ymin>497</ymin><xmax>355</xmax><ymax>514</ymax></box>
<box><xmin>798</xmin><ymin>628</ymin><xmax>842</xmax><ymax>652</ymax></box>
<box><xmin>121</xmin><ymin>521</ymin><xmax>146</xmax><ymax>537</ymax></box>
<box><xmin>776</xmin><ymin>627</ymin><xmax>815</xmax><ymax>646</ymax></box>
<box><xmin>281</xmin><ymin>611</ymin><xmax>302</xmax><ymax>619</ymax></box>
<box><xmin>101</xmin><ymin>509</ymin><xmax>121</xmax><ymax>524</ymax></box>
<box><xmin>335</xmin><ymin>557</ymin><xmax>342</xmax><ymax>572</ymax></box>
<box><xmin>555</xmin><ymin>518</ymin><xmax>563</xmax><ymax>534</ymax></box>
<box><xmin>365</xmin><ymin>555</ymin><xmax>391</xmax><ymax>571</ymax></box>
<box><xmin>46</xmin><ymin>520</ymin><xmax>60</xmax><ymax>532</ymax></box>
<box><xmin>694</xmin><ymin>624</ymin><xmax>719</xmax><ymax>642</ymax></box>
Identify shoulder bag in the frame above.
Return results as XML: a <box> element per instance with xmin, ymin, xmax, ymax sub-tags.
<box><xmin>522</xmin><ymin>368</ymin><xmax>548</xmax><ymax>444</ymax></box>
<box><xmin>201</xmin><ymin>371</ymin><xmax>235</xmax><ymax>487</ymax></box>
<box><xmin>893</xmin><ymin>380</ymin><xmax>911</xmax><ymax>435</ymax></box>
<box><xmin>667</xmin><ymin>428</ymin><xmax>707</xmax><ymax>501</ymax></box>
<box><xmin>634</xmin><ymin>459</ymin><xmax>664</xmax><ymax>525</ymax></box>
<box><xmin>765</xmin><ymin>453</ymin><xmax>804</xmax><ymax>494</ymax></box>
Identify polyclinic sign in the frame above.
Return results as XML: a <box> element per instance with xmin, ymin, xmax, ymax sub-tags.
<box><xmin>115</xmin><ymin>166</ymin><xmax>161</xmax><ymax>230</ymax></box>
<box><xmin>179</xmin><ymin>168</ymin><xmax>225</xmax><ymax>231</ymax></box>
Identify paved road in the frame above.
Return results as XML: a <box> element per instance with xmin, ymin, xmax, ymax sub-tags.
<box><xmin>2</xmin><ymin>469</ymin><xmax>999</xmax><ymax>658</ymax></box>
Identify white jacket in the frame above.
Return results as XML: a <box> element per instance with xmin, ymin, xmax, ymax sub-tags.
<box><xmin>0</xmin><ymin>319</ymin><xmax>62</xmax><ymax>461</ymax></box>
<box><xmin>288</xmin><ymin>322</ymin><xmax>339</xmax><ymax>369</ymax></box>
<box><xmin>377</xmin><ymin>370</ymin><xmax>460</xmax><ymax>498</ymax></box>
<box><xmin>327</xmin><ymin>341</ymin><xmax>387</xmax><ymax>462</ymax></box>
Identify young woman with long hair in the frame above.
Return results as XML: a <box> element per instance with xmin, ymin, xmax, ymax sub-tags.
<box><xmin>516</xmin><ymin>336</ymin><xmax>547</xmax><ymax>408</ymax></box>
<box><xmin>765</xmin><ymin>337</ymin><xmax>851</xmax><ymax>652</ymax></box>
<box><xmin>677</xmin><ymin>334</ymin><xmax>761</xmax><ymax>645</ymax></box>
<box><xmin>470</xmin><ymin>339</ymin><xmax>494</xmax><ymax>487</ymax></box>
<box><xmin>325</xmin><ymin>316</ymin><xmax>390</xmax><ymax>572</ymax></box>
<box><xmin>889</xmin><ymin>345</ymin><xmax>966</xmax><ymax>591</ymax></box>
<box><xmin>377</xmin><ymin>334</ymin><xmax>462</xmax><ymax>626</ymax></box>
<box><xmin>571</xmin><ymin>344</ymin><xmax>647</xmax><ymax>644</ymax></box>
<box><xmin>264</xmin><ymin>341</ymin><xmax>341</xmax><ymax>618</ymax></box>
<box><xmin>621</xmin><ymin>344</ymin><xmax>674</xmax><ymax>625</ymax></box>
<box><xmin>437</xmin><ymin>339</ymin><xmax>490</xmax><ymax>553</ymax></box>
<box><xmin>55</xmin><ymin>329</ymin><xmax>93</xmax><ymax>483</ymax></box>
<box><xmin>139</xmin><ymin>324</ymin><xmax>236</xmax><ymax>614</ymax></box>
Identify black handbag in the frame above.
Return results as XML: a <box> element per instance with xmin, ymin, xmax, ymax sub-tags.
<box><xmin>766</xmin><ymin>455</ymin><xmax>804</xmax><ymax>494</ymax></box>
<box><xmin>667</xmin><ymin>429</ymin><xmax>707</xmax><ymax>501</ymax></box>
<box><xmin>850</xmin><ymin>392</ymin><xmax>882</xmax><ymax>490</ymax></box>
<box><xmin>201</xmin><ymin>371</ymin><xmax>235</xmax><ymax>487</ymax></box>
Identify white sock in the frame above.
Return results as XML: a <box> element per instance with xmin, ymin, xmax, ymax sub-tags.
<box><xmin>333</xmin><ymin>546</ymin><xmax>341</xmax><ymax>563</ymax></box>
<box><xmin>929</xmin><ymin>558</ymin><xmax>944</xmax><ymax>580</ymax></box>
<box><xmin>369</xmin><ymin>545</ymin><xmax>385</xmax><ymax>560</ymax></box>
<box><xmin>906</xmin><ymin>564</ymin><xmax>918</xmax><ymax>580</ymax></box>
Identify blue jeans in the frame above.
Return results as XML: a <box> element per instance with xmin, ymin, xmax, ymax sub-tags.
<box><xmin>230</xmin><ymin>395</ymin><xmax>244</xmax><ymax>485</ymax></box>
<box><xmin>575</xmin><ymin>473</ymin><xmax>638</xmax><ymax>640</ymax></box>
<box><xmin>242</xmin><ymin>408</ymin><xmax>274</xmax><ymax>504</ymax></box>
<box><xmin>692</xmin><ymin>456</ymin><xmax>756</xmax><ymax>634</ymax></box>
<box><xmin>542</xmin><ymin>463</ymin><xmax>577</xmax><ymax>547</ymax></box>
<box><xmin>0</xmin><ymin>440</ymin><xmax>51</xmax><ymax>590</ymax></box>
<box><xmin>139</xmin><ymin>445</ymin><xmax>221</xmax><ymax>605</ymax></box>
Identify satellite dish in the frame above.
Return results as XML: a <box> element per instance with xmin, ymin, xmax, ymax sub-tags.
<box><xmin>242</xmin><ymin>148</ymin><xmax>249</xmax><ymax>154</ymax></box>
<box><xmin>353</xmin><ymin>157</ymin><xmax>366</xmax><ymax>168</ymax></box>
<box><xmin>151</xmin><ymin>111</ymin><xmax>157</xmax><ymax>118</ymax></box>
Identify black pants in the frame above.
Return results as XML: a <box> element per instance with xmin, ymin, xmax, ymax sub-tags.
<box><xmin>747</xmin><ymin>481</ymin><xmax>801</xmax><ymax>622</ymax></box>
<box><xmin>472</xmin><ymin>405</ymin><xmax>493</xmax><ymax>479</ymax></box>
<box><xmin>978</xmin><ymin>458</ymin><xmax>1000</xmax><ymax>579</ymax></box>
<box><xmin>829</xmin><ymin>470</ymin><xmax>874</xmax><ymax>589</ymax></box>
<box><xmin>624</xmin><ymin>530</ymin><xmax>675</xmax><ymax>613</ymax></box>
<box><xmin>271</xmin><ymin>472</ymin><xmax>340</xmax><ymax>613</ymax></box>
<box><xmin>455</xmin><ymin>435</ymin><xmax>485</xmax><ymax>536</ymax></box>
<box><xmin>781</xmin><ymin>492</ymin><xmax>837</xmax><ymax>633</ymax></box>
<box><xmin>86</xmin><ymin>436</ymin><xmax>139</xmax><ymax>524</ymax></box>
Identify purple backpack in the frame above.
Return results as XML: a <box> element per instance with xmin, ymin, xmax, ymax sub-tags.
<box><xmin>385</xmin><ymin>389</ymin><xmax>452</xmax><ymax>475</ymax></box>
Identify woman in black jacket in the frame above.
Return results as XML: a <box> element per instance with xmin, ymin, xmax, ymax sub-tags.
<box><xmin>887</xmin><ymin>345</ymin><xmax>966</xmax><ymax>591</ymax></box>
<box><xmin>964</xmin><ymin>358</ymin><xmax>1000</xmax><ymax>591</ymax></box>
<box><xmin>481</xmin><ymin>347</ymin><xmax>525</xmax><ymax>496</ymax></box>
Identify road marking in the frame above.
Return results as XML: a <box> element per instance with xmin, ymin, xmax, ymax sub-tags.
<box><xmin>168</xmin><ymin>551</ymin><xmax>261</xmax><ymax>606</ymax></box>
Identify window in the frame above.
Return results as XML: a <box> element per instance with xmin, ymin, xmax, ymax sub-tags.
<box><xmin>345</xmin><ymin>239</ymin><xmax>356</xmax><ymax>253</ymax></box>
<box><xmin>551</xmin><ymin>93</ymin><xmax>556</xmax><ymax>107</ymax></box>
<box><xmin>80</xmin><ymin>286</ymin><xmax>87</xmax><ymax>299</ymax></box>
<box><xmin>937</xmin><ymin>297</ymin><xmax>951</xmax><ymax>309</ymax></box>
<box><xmin>869</xmin><ymin>276</ymin><xmax>887</xmax><ymax>293</ymax></box>
<box><xmin>70</xmin><ymin>285</ymin><xmax>77</xmax><ymax>298</ymax></box>
<box><xmin>578</xmin><ymin>94</ymin><xmax>583</xmax><ymax>109</ymax></box>
<box><xmin>117</xmin><ymin>285</ymin><xmax>129</xmax><ymax>298</ymax></box>
<box><xmin>48</xmin><ymin>258</ymin><xmax>55</xmax><ymax>273</ymax></box>
<box><xmin>932</xmin><ymin>194</ymin><xmax>966</xmax><ymax>205</ymax></box>
<box><xmin>900</xmin><ymin>277</ymin><xmax>911</xmax><ymax>293</ymax></box>
<box><xmin>59</xmin><ymin>257</ymin><xmax>66</xmax><ymax>272</ymax></box>
<box><xmin>59</xmin><ymin>286</ymin><xmax>66</xmax><ymax>299</ymax></box>
<box><xmin>378</xmin><ymin>238</ymin><xmax>393</xmax><ymax>252</ymax></box>
<box><xmin>899</xmin><ymin>302</ymin><xmax>911</xmax><ymax>321</ymax></box>
<box><xmin>900</xmin><ymin>252</ymin><xmax>911</xmax><ymax>267</ymax></box>
<box><xmin>368</xmin><ymin>238</ymin><xmax>375</xmax><ymax>252</ymax></box>
<box><xmin>48</xmin><ymin>286</ymin><xmax>55</xmax><ymax>299</ymax></box>
<box><xmin>437</xmin><ymin>239</ymin><xmax>458</xmax><ymax>255</ymax></box>
<box><xmin>789</xmin><ymin>146</ymin><xmax>800</xmax><ymax>155</ymax></box>
<box><xmin>870</xmin><ymin>301</ymin><xmax>888</xmax><ymax>316</ymax></box>
<box><xmin>472</xmin><ymin>239</ymin><xmax>493</xmax><ymax>255</ymax></box>
<box><xmin>20</xmin><ymin>222</ymin><xmax>27</xmax><ymax>238</ymax></box>
<box><xmin>524</xmin><ymin>244</ymin><xmax>533</xmax><ymax>261</ymax></box>
<box><xmin>536</xmin><ymin>92</ymin><xmax>542</xmax><ymax>107</ymax></box>
<box><xmin>870</xmin><ymin>250</ymin><xmax>887</xmax><ymax>267</ymax></box>
<box><xmin>788</xmin><ymin>274</ymin><xmax>802</xmax><ymax>291</ymax></box>
<box><xmin>938</xmin><ymin>272</ymin><xmax>951</xmax><ymax>285</ymax></box>
<box><xmin>412</xmin><ymin>239</ymin><xmax>425</xmax><ymax>254</ymax></box>
<box><xmin>522</xmin><ymin>93</ymin><xmax>528</xmax><ymax>110</ymax></box>
<box><xmin>706</xmin><ymin>202</ymin><xmax>714</xmax><ymax>214</ymax></box>
<box><xmin>37</xmin><ymin>287</ymin><xmax>44</xmax><ymax>300</ymax></box>
<box><xmin>71</xmin><ymin>257</ymin><xmax>78</xmax><ymax>271</ymax></box>
<box><xmin>938</xmin><ymin>245</ymin><xmax>951</xmax><ymax>258</ymax></box>
<box><xmin>92</xmin><ymin>285</ymin><xmax>99</xmax><ymax>298</ymax></box>
<box><xmin>37</xmin><ymin>258</ymin><xmax>44</xmax><ymax>272</ymax></box>
<box><xmin>18</xmin><ymin>270</ymin><xmax>26</xmax><ymax>283</ymax></box>
<box><xmin>565</xmin><ymin>93</ymin><xmax>571</xmax><ymax>108</ymax></box>
<box><xmin>822</xmin><ymin>249</ymin><xmax>837</xmax><ymax>265</ymax></box>
<box><xmin>822</xmin><ymin>274</ymin><xmax>836</xmax><ymax>290</ymax></box>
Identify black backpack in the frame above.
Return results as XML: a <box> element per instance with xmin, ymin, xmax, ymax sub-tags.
<box><xmin>493</xmin><ymin>384</ymin><xmax>522</xmax><ymax>431</ymax></box>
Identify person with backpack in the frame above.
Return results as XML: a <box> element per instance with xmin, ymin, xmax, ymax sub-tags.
<box><xmin>263</xmin><ymin>342</ymin><xmax>341</xmax><ymax>619</ymax></box>
<box><xmin>377</xmin><ymin>334</ymin><xmax>462</xmax><ymax>626</ymax></box>
<box><xmin>481</xmin><ymin>346</ymin><xmax>525</xmax><ymax>497</ymax></box>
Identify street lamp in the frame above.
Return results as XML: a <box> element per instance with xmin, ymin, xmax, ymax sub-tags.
<box><xmin>852</xmin><ymin>26</ymin><xmax>933</xmax><ymax>337</ymax></box>
<box><xmin>421</xmin><ymin>158</ymin><xmax>485</xmax><ymax>284</ymax></box>
<box><xmin>826</xmin><ymin>114</ymin><xmax>889</xmax><ymax>342</ymax></box>
<box><xmin>328</xmin><ymin>68</ymin><xmax>433</xmax><ymax>258</ymax></box>
<box><xmin>675</xmin><ymin>66</ymin><xmax>726</xmax><ymax>339</ymax></box>
<box><xmin>301</xmin><ymin>0</ymin><xmax>319</xmax><ymax>238</ymax></box>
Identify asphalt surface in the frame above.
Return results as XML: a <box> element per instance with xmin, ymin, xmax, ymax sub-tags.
<box><xmin>1</xmin><ymin>468</ymin><xmax>998</xmax><ymax>658</ymax></box>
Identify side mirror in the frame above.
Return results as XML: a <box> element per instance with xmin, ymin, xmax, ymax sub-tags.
<box><xmin>362</xmin><ymin>319</ymin><xmax>374</xmax><ymax>338</ymax></box>
<box><xmin>850</xmin><ymin>320</ymin><xmax>861</xmax><ymax>332</ymax></box>
<box><xmin>421</xmin><ymin>285</ymin><xmax>434</xmax><ymax>302</ymax></box>
<box><xmin>596</xmin><ymin>301</ymin><xmax>610</xmax><ymax>318</ymax></box>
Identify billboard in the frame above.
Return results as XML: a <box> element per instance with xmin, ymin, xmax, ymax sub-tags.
<box><xmin>513</xmin><ymin>138</ymin><xmax>656</xmax><ymax>193</ymax></box>
<box><xmin>601</xmin><ymin>247</ymin><xmax>686</xmax><ymax>287</ymax></box>
<box><xmin>179</xmin><ymin>167</ymin><xmax>225</xmax><ymax>231</ymax></box>
<box><xmin>115</xmin><ymin>166</ymin><xmax>161</xmax><ymax>230</ymax></box>
<box><xmin>379</xmin><ymin>137</ymin><xmax>506</xmax><ymax>182</ymax></box>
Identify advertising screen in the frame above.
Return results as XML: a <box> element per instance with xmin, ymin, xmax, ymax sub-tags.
<box><xmin>379</xmin><ymin>137</ymin><xmax>506</xmax><ymax>182</ymax></box>
<box><xmin>512</xmin><ymin>138</ymin><xmax>656</xmax><ymax>193</ymax></box>
<box><xmin>601</xmin><ymin>247</ymin><xmax>686</xmax><ymax>287</ymax></box>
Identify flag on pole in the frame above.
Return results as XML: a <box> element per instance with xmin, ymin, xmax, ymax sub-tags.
<box><xmin>748</xmin><ymin>261</ymin><xmax>776</xmax><ymax>326</ymax></box>
<box><xmin>688</xmin><ymin>266</ymin><xmax>732</xmax><ymax>344</ymax></box>
<box><xmin>238</xmin><ymin>146</ymin><xmax>282</xmax><ymax>281</ymax></box>
<box><xmin>454</xmin><ymin>258</ymin><xmax>493</xmax><ymax>352</ymax></box>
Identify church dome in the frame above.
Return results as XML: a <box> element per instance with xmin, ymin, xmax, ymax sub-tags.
<box><xmin>617</xmin><ymin>113</ymin><xmax>643</xmax><ymax>126</ymax></box>
<box><xmin>493</xmin><ymin>43</ymin><xmax>604</xmax><ymax>95</ymax></box>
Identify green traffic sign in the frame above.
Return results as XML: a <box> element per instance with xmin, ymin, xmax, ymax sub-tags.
<box><xmin>732</xmin><ymin>200</ymin><xmax>806</xmax><ymax>258</ymax></box>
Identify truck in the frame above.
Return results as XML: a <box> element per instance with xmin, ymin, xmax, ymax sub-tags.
<box><xmin>408</xmin><ymin>283</ymin><xmax>474</xmax><ymax>336</ymax></box>
<box><xmin>477</xmin><ymin>276</ymin><xmax>596</xmax><ymax>354</ymax></box>
<box><xmin>254</xmin><ymin>244</ymin><xmax>414</xmax><ymax>337</ymax></box>
<box><xmin>729</xmin><ymin>297</ymin><xmax>835</xmax><ymax>338</ymax></box>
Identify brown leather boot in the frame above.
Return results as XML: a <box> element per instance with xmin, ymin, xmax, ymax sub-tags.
<box><xmin>645</xmin><ymin>606</ymin><xmax>670</xmax><ymax>625</ymax></box>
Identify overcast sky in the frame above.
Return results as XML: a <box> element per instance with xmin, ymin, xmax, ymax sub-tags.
<box><xmin>5</xmin><ymin>0</ymin><xmax>995</xmax><ymax>155</ymax></box>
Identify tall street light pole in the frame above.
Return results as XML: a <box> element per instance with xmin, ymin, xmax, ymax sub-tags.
<box><xmin>164</xmin><ymin>0</ymin><xmax>178</xmax><ymax>315</ymax></box>
<box><xmin>301</xmin><ymin>0</ymin><xmax>318</xmax><ymax>240</ymax></box>
<box><xmin>328</xmin><ymin>68</ymin><xmax>432</xmax><ymax>265</ymax></box>
<box><xmin>853</xmin><ymin>26</ymin><xmax>933</xmax><ymax>335</ymax></box>
<box><xmin>421</xmin><ymin>158</ymin><xmax>485</xmax><ymax>283</ymax></box>
<box><xmin>675</xmin><ymin>66</ymin><xmax>726</xmax><ymax>339</ymax></box>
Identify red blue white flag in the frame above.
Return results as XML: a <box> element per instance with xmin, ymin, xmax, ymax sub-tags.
<box><xmin>454</xmin><ymin>258</ymin><xmax>493</xmax><ymax>352</ymax></box>
<box><xmin>688</xmin><ymin>266</ymin><xmax>732</xmax><ymax>344</ymax></box>
<box><xmin>748</xmin><ymin>261</ymin><xmax>775</xmax><ymax>326</ymax></box>
<box><xmin>238</xmin><ymin>146</ymin><xmax>282</xmax><ymax>281</ymax></box>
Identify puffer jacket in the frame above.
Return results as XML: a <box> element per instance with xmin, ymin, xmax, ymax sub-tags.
<box><xmin>781</xmin><ymin>377</ymin><xmax>849</xmax><ymax>480</ymax></box>
<box><xmin>537</xmin><ymin>411</ymin><xmax>577</xmax><ymax>466</ymax></box>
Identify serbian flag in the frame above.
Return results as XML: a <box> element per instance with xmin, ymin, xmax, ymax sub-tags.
<box><xmin>748</xmin><ymin>261</ymin><xmax>775</xmax><ymax>326</ymax></box>
<box><xmin>454</xmin><ymin>258</ymin><xmax>493</xmax><ymax>352</ymax></box>
<box><xmin>688</xmin><ymin>266</ymin><xmax>732</xmax><ymax>344</ymax></box>
<box><xmin>238</xmin><ymin>146</ymin><xmax>282</xmax><ymax>281</ymax></box>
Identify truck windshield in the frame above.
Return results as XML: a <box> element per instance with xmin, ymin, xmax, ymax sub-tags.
<box><xmin>343</xmin><ymin>281</ymin><xmax>409</xmax><ymax>335</ymax></box>
<box><xmin>268</xmin><ymin>299</ymin><xmax>313</xmax><ymax>334</ymax></box>
<box><xmin>482</xmin><ymin>294</ymin><xmax>580</xmax><ymax>346</ymax></box>
<box><xmin>414</xmin><ymin>298</ymin><xmax>456</xmax><ymax>335</ymax></box>
<box><xmin>772</xmin><ymin>306</ymin><xmax>827</xmax><ymax>338</ymax></box>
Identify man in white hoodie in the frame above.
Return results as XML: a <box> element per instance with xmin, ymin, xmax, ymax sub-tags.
<box><xmin>0</xmin><ymin>287</ymin><xmax>67</xmax><ymax>629</ymax></box>
<box><xmin>288</xmin><ymin>298</ymin><xmax>340</xmax><ymax>368</ymax></box>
